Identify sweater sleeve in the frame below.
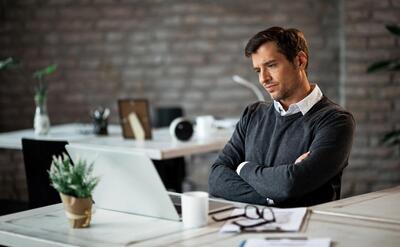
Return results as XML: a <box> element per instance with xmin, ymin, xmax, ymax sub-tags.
<box><xmin>239</xmin><ymin>111</ymin><xmax>355</xmax><ymax>204</ymax></box>
<box><xmin>208</xmin><ymin>104</ymin><xmax>268</xmax><ymax>205</ymax></box>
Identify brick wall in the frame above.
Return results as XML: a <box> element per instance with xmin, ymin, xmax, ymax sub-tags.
<box><xmin>342</xmin><ymin>0</ymin><xmax>400</xmax><ymax>195</ymax></box>
<box><xmin>0</xmin><ymin>0</ymin><xmax>398</xmax><ymax>201</ymax></box>
<box><xmin>0</xmin><ymin>0</ymin><xmax>339</xmax><ymax>129</ymax></box>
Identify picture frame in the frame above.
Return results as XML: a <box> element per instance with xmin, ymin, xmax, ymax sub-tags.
<box><xmin>117</xmin><ymin>99</ymin><xmax>152</xmax><ymax>140</ymax></box>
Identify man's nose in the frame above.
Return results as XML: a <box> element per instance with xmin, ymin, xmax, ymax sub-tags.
<box><xmin>259</xmin><ymin>70</ymin><xmax>272</xmax><ymax>84</ymax></box>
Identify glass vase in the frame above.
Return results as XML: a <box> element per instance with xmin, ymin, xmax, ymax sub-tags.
<box><xmin>34</xmin><ymin>95</ymin><xmax>50</xmax><ymax>135</ymax></box>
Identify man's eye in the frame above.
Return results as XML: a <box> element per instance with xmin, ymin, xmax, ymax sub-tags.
<box><xmin>254</xmin><ymin>70</ymin><xmax>260</xmax><ymax>74</ymax></box>
<box><xmin>268</xmin><ymin>63</ymin><xmax>277</xmax><ymax>68</ymax></box>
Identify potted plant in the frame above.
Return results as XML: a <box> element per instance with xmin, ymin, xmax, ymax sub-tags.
<box><xmin>48</xmin><ymin>153</ymin><xmax>100</xmax><ymax>228</ymax></box>
<box><xmin>33</xmin><ymin>64</ymin><xmax>57</xmax><ymax>135</ymax></box>
<box><xmin>367</xmin><ymin>24</ymin><xmax>400</xmax><ymax>148</ymax></box>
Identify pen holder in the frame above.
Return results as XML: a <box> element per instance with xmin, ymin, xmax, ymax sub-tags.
<box><xmin>91</xmin><ymin>107</ymin><xmax>110</xmax><ymax>135</ymax></box>
<box><xmin>93</xmin><ymin>118</ymin><xmax>108</xmax><ymax>135</ymax></box>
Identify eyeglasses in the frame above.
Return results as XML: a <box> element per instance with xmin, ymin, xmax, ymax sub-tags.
<box><xmin>211</xmin><ymin>205</ymin><xmax>276</xmax><ymax>230</ymax></box>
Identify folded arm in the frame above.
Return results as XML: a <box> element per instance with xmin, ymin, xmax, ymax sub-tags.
<box><xmin>208</xmin><ymin>105</ymin><xmax>268</xmax><ymax>205</ymax></box>
<box><xmin>239</xmin><ymin>113</ymin><xmax>355</xmax><ymax>204</ymax></box>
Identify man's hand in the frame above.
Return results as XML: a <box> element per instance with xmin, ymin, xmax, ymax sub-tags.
<box><xmin>295</xmin><ymin>151</ymin><xmax>310</xmax><ymax>164</ymax></box>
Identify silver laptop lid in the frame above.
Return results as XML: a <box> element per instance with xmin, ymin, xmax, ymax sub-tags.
<box><xmin>66</xmin><ymin>144</ymin><xmax>180</xmax><ymax>221</ymax></box>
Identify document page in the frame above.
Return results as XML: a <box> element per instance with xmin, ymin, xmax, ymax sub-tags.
<box><xmin>240</xmin><ymin>238</ymin><xmax>331</xmax><ymax>247</ymax></box>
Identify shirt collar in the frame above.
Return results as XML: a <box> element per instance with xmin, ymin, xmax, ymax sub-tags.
<box><xmin>273</xmin><ymin>84</ymin><xmax>323</xmax><ymax>116</ymax></box>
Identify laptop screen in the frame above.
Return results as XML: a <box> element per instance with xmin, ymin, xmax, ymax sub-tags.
<box><xmin>66</xmin><ymin>144</ymin><xmax>234</xmax><ymax>221</ymax></box>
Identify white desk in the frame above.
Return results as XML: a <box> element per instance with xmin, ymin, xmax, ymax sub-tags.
<box><xmin>311</xmin><ymin>186</ymin><xmax>400</xmax><ymax>224</ymax></box>
<box><xmin>1</xmin><ymin>196</ymin><xmax>400</xmax><ymax>247</ymax></box>
<box><xmin>222</xmin><ymin>213</ymin><xmax>400</xmax><ymax>247</ymax></box>
<box><xmin>0</xmin><ymin>123</ymin><xmax>232</xmax><ymax>160</ymax></box>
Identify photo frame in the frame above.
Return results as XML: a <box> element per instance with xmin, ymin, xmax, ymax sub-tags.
<box><xmin>118</xmin><ymin>99</ymin><xmax>152</xmax><ymax>140</ymax></box>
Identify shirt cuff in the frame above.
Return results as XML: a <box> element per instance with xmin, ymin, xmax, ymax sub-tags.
<box><xmin>266</xmin><ymin>198</ymin><xmax>275</xmax><ymax>205</ymax></box>
<box><xmin>236</xmin><ymin>161</ymin><xmax>249</xmax><ymax>175</ymax></box>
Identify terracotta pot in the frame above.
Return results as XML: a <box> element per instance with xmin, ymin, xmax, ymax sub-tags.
<box><xmin>60</xmin><ymin>193</ymin><xmax>92</xmax><ymax>228</ymax></box>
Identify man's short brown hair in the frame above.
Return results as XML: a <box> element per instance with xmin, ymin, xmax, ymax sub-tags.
<box><xmin>245</xmin><ymin>27</ymin><xmax>309</xmax><ymax>71</ymax></box>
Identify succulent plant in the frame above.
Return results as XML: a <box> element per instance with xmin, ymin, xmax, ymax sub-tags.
<box><xmin>48</xmin><ymin>153</ymin><xmax>100</xmax><ymax>198</ymax></box>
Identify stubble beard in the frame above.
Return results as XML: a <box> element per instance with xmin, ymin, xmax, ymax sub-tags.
<box><xmin>269</xmin><ymin>82</ymin><xmax>300</xmax><ymax>103</ymax></box>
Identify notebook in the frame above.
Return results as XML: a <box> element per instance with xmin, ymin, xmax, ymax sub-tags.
<box><xmin>66</xmin><ymin>143</ymin><xmax>234</xmax><ymax>221</ymax></box>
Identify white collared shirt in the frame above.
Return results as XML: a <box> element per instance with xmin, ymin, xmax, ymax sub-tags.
<box><xmin>273</xmin><ymin>84</ymin><xmax>323</xmax><ymax>116</ymax></box>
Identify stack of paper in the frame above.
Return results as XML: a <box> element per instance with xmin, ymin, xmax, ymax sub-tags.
<box><xmin>220</xmin><ymin>207</ymin><xmax>307</xmax><ymax>233</ymax></box>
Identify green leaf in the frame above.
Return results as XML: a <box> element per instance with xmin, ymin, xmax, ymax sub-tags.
<box><xmin>367</xmin><ymin>59</ymin><xmax>400</xmax><ymax>73</ymax></box>
<box><xmin>386</xmin><ymin>25</ymin><xmax>400</xmax><ymax>37</ymax></box>
<box><xmin>0</xmin><ymin>57</ymin><xmax>20</xmax><ymax>70</ymax></box>
<box><xmin>33</xmin><ymin>64</ymin><xmax>57</xmax><ymax>79</ymax></box>
<box><xmin>381</xmin><ymin>129</ymin><xmax>400</xmax><ymax>146</ymax></box>
<box><xmin>48</xmin><ymin>152</ymin><xmax>100</xmax><ymax>198</ymax></box>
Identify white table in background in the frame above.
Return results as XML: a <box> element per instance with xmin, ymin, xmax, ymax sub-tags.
<box><xmin>0</xmin><ymin>123</ymin><xmax>232</xmax><ymax>160</ymax></box>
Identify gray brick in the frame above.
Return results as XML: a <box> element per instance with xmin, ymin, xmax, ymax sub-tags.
<box><xmin>193</xmin><ymin>66</ymin><xmax>225</xmax><ymax>77</ymax></box>
<box><xmin>46</xmin><ymin>0</ymin><xmax>84</xmax><ymax>5</ymax></box>
<box><xmin>34</xmin><ymin>8</ymin><xmax>57</xmax><ymax>19</ymax></box>
<box><xmin>346</xmin><ymin>37</ymin><xmax>368</xmax><ymax>49</ymax></box>
<box><xmin>149</xmin><ymin>42</ymin><xmax>168</xmax><ymax>53</ymax></box>
<box><xmin>346</xmin><ymin>0</ymin><xmax>389</xmax><ymax>9</ymax></box>
<box><xmin>105</xmin><ymin>32</ymin><xmax>125</xmax><ymax>42</ymax></box>
<box><xmin>368</xmin><ymin>37</ymin><xmax>396</xmax><ymax>48</ymax></box>
<box><xmin>347</xmin><ymin>99</ymin><xmax>392</xmax><ymax>111</ymax></box>
<box><xmin>159</xmin><ymin>91</ymin><xmax>181</xmax><ymax>100</ymax></box>
<box><xmin>347</xmin><ymin>9</ymin><xmax>371</xmax><ymax>21</ymax></box>
<box><xmin>347</xmin><ymin>49</ymin><xmax>394</xmax><ymax>62</ymax></box>
<box><xmin>372</xmin><ymin>10</ymin><xmax>400</xmax><ymax>22</ymax></box>
<box><xmin>60</xmin><ymin>7</ymin><xmax>99</xmax><ymax>19</ymax></box>
<box><xmin>56</xmin><ymin>20</ymin><xmax>93</xmax><ymax>31</ymax></box>
<box><xmin>378</xmin><ymin>86</ymin><xmax>400</xmax><ymax>98</ymax></box>
<box><xmin>165</xmin><ymin>54</ymin><xmax>205</xmax><ymax>65</ymax></box>
<box><xmin>183</xmin><ymin>91</ymin><xmax>204</xmax><ymax>101</ymax></box>
<box><xmin>393</xmin><ymin>0</ymin><xmax>400</xmax><ymax>7</ymax></box>
<box><xmin>153</xmin><ymin>79</ymin><xmax>186</xmax><ymax>89</ymax></box>
<box><xmin>346</xmin><ymin>74</ymin><xmax>390</xmax><ymax>85</ymax></box>
<box><xmin>93</xmin><ymin>0</ymin><xmax>118</xmax><ymax>4</ymax></box>
<box><xmin>344</xmin><ymin>87</ymin><xmax>368</xmax><ymax>97</ymax></box>
<box><xmin>79</xmin><ymin>58</ymin><xmax>101</xmax><ymax>69</ymax></box>
<box><xmin>191</xmin><ymin>79</ymin><xmax>213</xmax><ymax>89</ymax></box>
<box><xmin>96</xmin><ymin>20</ymin><xmax>123</xmax><ymax>30</ymax></box>
<box><xmin>62</xmin><ymin>32</ymin><xmax>103</xmax><ymax>44</ymax></box>
<box><xmin>101</xmin><ymin>7</ymin><xmax>132</xmax><ymax>18</ymax></box>
<box><xmin>346</xmin><ymin>22</ymin><xmax>389</xmax><ymax>36</ymax></box>
<box><xmin>165</xmin><ymin>66</ymin><xmax>187</xmax><ymax>76</ymax></box>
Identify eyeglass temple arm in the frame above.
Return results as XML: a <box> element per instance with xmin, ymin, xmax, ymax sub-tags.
<box><xmin>211</xmin><ymin>212</ymin><xmax>246</xmax><ymax>222</ymax></box>
<box><xmin>208</xmin><ymin>206</ymin><xmax>236</xmax><ymax>216</ymax></box>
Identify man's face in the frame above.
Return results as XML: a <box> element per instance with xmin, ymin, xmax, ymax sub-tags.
<box><xmin>251</xmin><ymin>42</ymin><xmax>302</xmax><ymax>103</ymax></box>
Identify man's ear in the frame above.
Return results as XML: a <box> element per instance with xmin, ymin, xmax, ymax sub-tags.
<box><xmin>296</xmin><ymin>51</ymin><xmax>308</xmax><ymax>70</ymax></box>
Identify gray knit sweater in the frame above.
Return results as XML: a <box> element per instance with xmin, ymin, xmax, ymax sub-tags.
<box><xmin>208</xmin><ymin>96</ymin><xmax>355</xmax><ymax>207</ymax></box>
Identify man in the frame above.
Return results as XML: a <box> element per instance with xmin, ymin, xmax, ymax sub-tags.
<box><xmin>208</xmin><ymin>27</ymin><xmax>355</xmax><ymax>207</ymax></box>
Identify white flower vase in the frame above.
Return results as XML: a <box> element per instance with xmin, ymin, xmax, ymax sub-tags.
<box><xmin>34</xmin><ymin>96</ymin><xmax>50</xmax><ymax>135</ymax></box>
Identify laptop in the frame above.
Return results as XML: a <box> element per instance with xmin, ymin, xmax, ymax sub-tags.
<box><xmin>65</xmin><ymin>144</ymin><xmax>234</xmax><ymax>221</ymax></box>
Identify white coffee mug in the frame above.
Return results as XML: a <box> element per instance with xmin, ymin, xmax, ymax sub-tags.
<box><xmin>196</xmin><ymin>115</ymin><xmax>215</xmax><ymax>138</ymax></box>
<box><xmin>181</xmin><ymin>191</ymin><xmax>209</xmax><ymax>228</ymax></box>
